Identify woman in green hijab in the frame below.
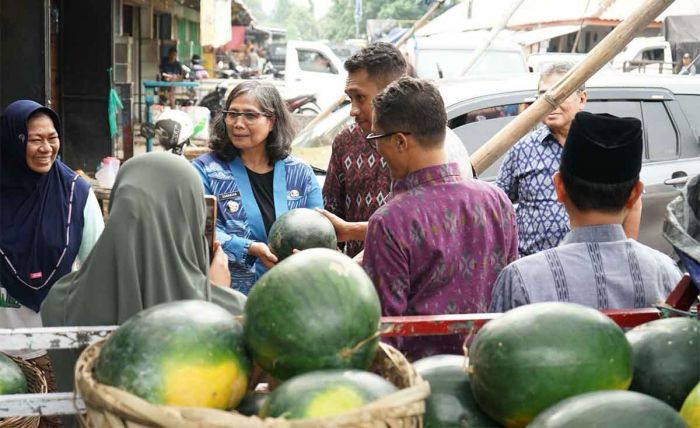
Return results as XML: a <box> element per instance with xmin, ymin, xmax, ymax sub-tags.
<box><xmin>41</xmin><ymin>152</ymin><xmax>246</xmax><ymax>391</ymax></box>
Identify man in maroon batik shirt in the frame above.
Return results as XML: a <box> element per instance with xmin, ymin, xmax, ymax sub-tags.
<box><xmin>321</xmin><ymin>43</ymin><xmax>406</xmax><ymax>257</ymax></box>
<box><xmin>322</xmin><ymin>43</ymin><xmax>473</xmax><ymax>259</ymax></box>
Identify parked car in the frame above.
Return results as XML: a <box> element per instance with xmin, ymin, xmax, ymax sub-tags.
<box><xmin>292</xmin><ymin>72</ymin><xmax>700</xmax><ymax>255</ymax></box>
<box><xmin>526</xmin><ymin>52</ymin><xmax>613</xmax><ymax>74</ymax></box>
<box><xmin>409</xmin><ymin>31</ymin><xmax>529</xmax><ymax>80</ymax></box>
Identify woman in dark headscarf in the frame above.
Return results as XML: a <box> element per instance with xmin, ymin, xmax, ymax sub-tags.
<box><xmin>42</xmin><ymin>152</ymin><xmax>246</xmax><ymax>391</ymax></box>
<box><xmin>0</xmin><ymin>100</ymin><xmax>104</xmax><ymax>389</ymax></box>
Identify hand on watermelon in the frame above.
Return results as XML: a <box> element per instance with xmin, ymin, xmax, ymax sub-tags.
<box><xmin>315</xmin><ymin>209</ymin><xmax>367</xmax><ymax>242</ymax></box>
<box><xmin>250</xmin><ymin>242</ymin><xmax>278</xmax><ymax>269</ymax></box>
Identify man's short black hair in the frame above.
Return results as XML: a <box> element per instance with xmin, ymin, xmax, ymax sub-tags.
<box><xmin>372</xmin><ymin>77</ymin><xmax>446</xmax><ymax>148</ymax></box>
<box><xmin>560</xmin><ymin>170</ymin><xmax>638</xmax><ymax>213</ymax></box>
<box><xmin>344</xmin><ymin>42</ymin><xmax>406</xmax><ymax>83</ymax></box>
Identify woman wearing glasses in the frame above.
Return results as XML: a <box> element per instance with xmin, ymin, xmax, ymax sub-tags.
<box><xmin>193</xmin><ymin>81</ymin><xmax>323</xmax><ymax>294</ymax></box>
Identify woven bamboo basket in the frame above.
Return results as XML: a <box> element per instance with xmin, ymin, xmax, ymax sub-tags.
<box><xmin>75</xmin><ymin>340</ymin><xmax>429</xmax><ymax>427</ymax></box>
<box><xmin>0</xmin><ymin>353</ymin><xmax>49</xmax><ymax>428</ymax></box>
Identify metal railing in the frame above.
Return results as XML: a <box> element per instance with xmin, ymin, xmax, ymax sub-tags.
<box><xmin>0</xmin><ymin>309</ymin><xmax>666</xmax><ymax>417</ymax></box>
<box><xmin>622</xmin><ymin>59</ymin><xmax>676</xmax><ymax>74</ymax></box>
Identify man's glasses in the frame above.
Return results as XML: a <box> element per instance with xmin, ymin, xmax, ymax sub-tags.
<box><xmin>223</xmin><ymin>110</ymin><xmax>273</xmax><ymax>123</ymax></box>
<box><xmin>365</xmin><ymin>131</ymin><xmax>411</xmax><ymax>151</ymax></box>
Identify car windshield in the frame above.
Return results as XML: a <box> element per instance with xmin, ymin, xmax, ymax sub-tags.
<box><xmin>416</xmin><ymin>49</ymin><xmax>527</xmax><ymax>79</ymax></box>
<box><xmin>291</xmin><ymin>103</ymin><xmax>353</xmax><ymax>171</ymax></box>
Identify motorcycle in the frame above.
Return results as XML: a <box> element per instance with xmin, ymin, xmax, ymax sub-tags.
<box><xmin>198</xmin><ymin>85</ymin><xmax>228</xmax><ymax>119</ymax></box>
<box><xmin>198</xmin><ymin>86</ymin><xmax>321</xmax><ymax>119</ymax></box>
<box><xmin>285</xmin><ymin>94</ymin><xmax>321</xmax><ymax>115</ymax></box>
<box><xmin>216</xmin><ymin>61</ymin><xmax>258</xmax><ymax>80</ymax></box>
<box><xmin>158</xmin><ymin>64</ymin><xmax>197</xmax><ymax>107</ymax></box>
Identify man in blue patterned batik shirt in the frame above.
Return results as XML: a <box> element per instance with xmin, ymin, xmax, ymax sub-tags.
<box><xmin>362</xmin><ymin>77</ymin><xmax>518</xmax><ymax>360</ymax></box>
<box><xmin>496</xmin><ymin>63</ymin><xmax>587</xmax><ymax>257</ymax></box>
<box><xmin>490</xmin><ymin>112</ymin><xmax>681</xmax><ymax>312</ymax></box>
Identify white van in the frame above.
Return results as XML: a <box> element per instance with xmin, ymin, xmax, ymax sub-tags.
<box><xmin>612</xmin><ymin>36</ymin><xmax>674</xmax><ymax>74</ymax></box>
<box><xmin>282</xmin><ymin>40</ymin><xmax>346</xmax><ymax>111</ymax></box>
<box><xmin>410</xmin><ymin>31</ymin><xmax>529</xmax><ymax>80</ymax></box>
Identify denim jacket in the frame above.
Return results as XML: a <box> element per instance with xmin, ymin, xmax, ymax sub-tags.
<box><xmin>193</xmin><ymin>153</ymin><xmax>323</xmax><ymax>294</ymax></box>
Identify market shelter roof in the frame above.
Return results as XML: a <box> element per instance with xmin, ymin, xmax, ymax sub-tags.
<box><xmin>600</xmin><ymin>0</ymin><xmax>700</xmax><ymax>22</ymax></box>
<box><xmin>508</xmin><ymin>24</ymin><xmax>581</xmax><ymax>45</ymax></box>
<box><xmin>418</xmin><ymin>0</ymin><xmax>700</xmax><ymax>36</ymax></box>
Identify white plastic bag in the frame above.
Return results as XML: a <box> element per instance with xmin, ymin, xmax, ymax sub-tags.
<box><xmin>182</xmin><ymin>106</ymin><xmax>210</xmax><ymax>141</ymax></box>
<box><xmin>95</xmin><ymin>157</ymin><xmax>120</xmax><ymax>189</ymax></box>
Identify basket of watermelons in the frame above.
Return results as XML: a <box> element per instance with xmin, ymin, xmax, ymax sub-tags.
<box><xmin>75</xmin><ymin>248</ymin><xmax>429</xmax><ymax>427</ymax></box>
<box><xmin>0</xmin><ymin>353</ymin><xmax>48</xmax><ymax>428</ymax></box>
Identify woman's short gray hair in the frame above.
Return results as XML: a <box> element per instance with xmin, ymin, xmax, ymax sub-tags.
<box><xmin>209</xmin><ymin>81</ymin><xmax>294</xmax><ymax>164</ymax></box>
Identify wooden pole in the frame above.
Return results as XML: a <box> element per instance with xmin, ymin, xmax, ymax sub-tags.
<box><xmin>460</xmin><ymin>0</ymin><xmax>526</xmax><ymax>76</ymax></box>
<box><xmin>395</xmin><ymin>0</ymin><xmax>446</xmax><ymax>48</ymax></box>
<box><xmin>299</xmin><ymin>0</ymin><xmax>446</xmax><ymax>134</ymax></box>
<box><xmin>470</xmin><ymin>0</ymin><xmax>677</xmax><ymax>176</ymax></box>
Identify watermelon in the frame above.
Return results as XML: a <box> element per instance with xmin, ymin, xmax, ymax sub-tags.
<box><xmin>626</xmin><ymin>317</ymin><xmax>700</xmax><ymax>409</ymax></box>
<box><xmin>468</xmin><ymin>302</ymin><xmax>632</xmax><ymax>428</ymax></box>
<box><xmin>0</xmin><ymin>353</ymin><xmax>27</xmax><ymax>395</ymax></box>
<box><xmin>268</xmin><ymin>208</ymin><xmax>337</xmax><ymax>260</ymax></box>
<box><xmin>528</xmin><ymin>390</ymin><xmax>687</xmax><ymax>428</ymax></box>
<box><xmin>94</xmin><ymin>300</ymin><xmax>250</xmax><ymax>410</ymax></box>
<box><xmin>236</xmin><ymin>391</ymin><xmax>269</xmax><ymax>416</ymax></box>
<box><xmin>260</xmin><ymin>370</ymin><xmax>397</xmax><ymax>419</ymax></box>
<box><xmin>681</xmin><ymin>381</ymin><xmax>700</xmax><ymax>427</ymax></box>
<box><xmin>413</xmin><ymin>355</ymin><xmax>501</xmax><ymax>427</ymax></box>
<box><xmin>244</xmin><ymin>248</ymin><xmax>381</xmax><ymax>380</ymax></box>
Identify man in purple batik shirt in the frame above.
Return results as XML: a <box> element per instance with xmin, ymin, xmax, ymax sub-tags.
<box><xmin>362</xmin><ymin>78</ymin><xmax>519</xmax><ymax>361</ymax></box>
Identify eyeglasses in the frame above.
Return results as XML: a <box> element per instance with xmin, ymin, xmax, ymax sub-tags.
<box><xmin>223</xmin><ymin>110</ymin><xmax>273</xmax><ymax>123</ymax></box>
<box><xmin>365</xmin><ymin>131</ymin><xmax>411</xmax><ymax>151</ymax></box>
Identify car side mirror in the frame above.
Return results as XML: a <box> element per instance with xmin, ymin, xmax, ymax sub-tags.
<box><xmin>140</xmin><ymin>122</ymin><xmax>155</xmax><ymax>138</ymax></box>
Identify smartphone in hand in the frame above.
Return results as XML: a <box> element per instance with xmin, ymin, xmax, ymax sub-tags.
<box><xmin>204</xmin><ymin>195</ymin><xmax>218</xmax><ymax>263</ymax></box>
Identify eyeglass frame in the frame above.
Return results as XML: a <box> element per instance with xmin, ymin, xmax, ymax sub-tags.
<box><xmin>365</xmin><ymin>130</ymin><xmax>412</xmax><ymax>151</ymax></box>
<box><xmin>222</xmin><ymin>110</ymin><xmax>274</xmax><ymax>123</ymax></box>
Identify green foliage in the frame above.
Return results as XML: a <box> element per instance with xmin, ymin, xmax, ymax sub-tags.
<box><xmin>257</xmin><ymin>0</ymin><xmax>448</xmax><ymax>42</ymax></box>
<box><xmin>322</xmin><ymin>0</ymin><xmax>434</xmax><ymax>41</ymax></box>
<box><xmin>264</xmin><ymin>0</ymin><xmax>321</xmax><ymax>41</ymax></box>
<box><xmin>243</xmin><ymin>0</ymin><xmax>268</xmax><ymax>22</ymax></box>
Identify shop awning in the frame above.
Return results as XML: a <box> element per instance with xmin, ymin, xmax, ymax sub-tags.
<box><xmin>509</xmin><ymin>24</ymin><xmax>581</xmax><ymax>46</ymax></box>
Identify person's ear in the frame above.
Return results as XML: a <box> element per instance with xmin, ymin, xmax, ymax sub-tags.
<box><xmin>626</xmin><ymin>180</ymin><xmax>644</xmax><ymax>209</ymax></box>
<box><xmin>553</xmin><ymin>172</ymin><xmax>567</xmax><ymax>203</ymax></box>
<box><xmin>578</xmin><ymin>90</ymin><xmax>588</xmax><ymax>109</ymax></box>
<box><xmin>396</xmin><ymin>132</ymin><xmax>410</xmax><ymax>152</ymax></box>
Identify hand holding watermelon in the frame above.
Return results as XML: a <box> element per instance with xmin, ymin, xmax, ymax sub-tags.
<box><xmin>315</xmin><ymin>208</ymin><xmax>367</xmax><ymax>243</ymax></box>
<box><xmin>249</xmin><ymin>242</ymin><xmax>278</xmax><ymax>269</ymax></box>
